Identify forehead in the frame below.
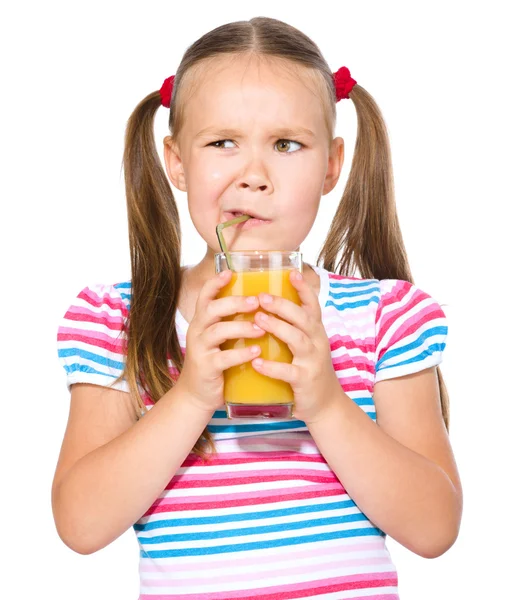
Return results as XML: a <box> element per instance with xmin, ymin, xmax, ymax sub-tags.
<box><xmin>180</xmin><ymin>55</ymin><xmax>327</xmax><ymax>135</ymax></box>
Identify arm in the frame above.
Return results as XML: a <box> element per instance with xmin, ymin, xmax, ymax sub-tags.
<box><xmin>51</xmin><ymin>382</ymin><xmax>213</xmax><ymax>555</ymax></box>
<box><xmin>306</xmin><ymin>367</ymin><xmax>463</xmax><ymax>559</ymax></box>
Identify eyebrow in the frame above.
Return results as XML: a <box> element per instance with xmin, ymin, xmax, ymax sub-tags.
<box><xmin>195</xmin><ymin>127</ymin><xmax>316</xmax><ymax>140</ymax></box>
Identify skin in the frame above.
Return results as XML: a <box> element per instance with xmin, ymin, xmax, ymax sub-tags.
<box><xmin>163</xmin><ymin>54</ymin><xmax>344</xmax><ymax>320</ymax></box>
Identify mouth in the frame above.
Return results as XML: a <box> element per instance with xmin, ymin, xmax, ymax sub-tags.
<box><xmin>223</xmin><ymin>210</ymin><xmax>271</xmax><ymax>222</ymax></box>
<box><xmin>223</xmin><ymin>211</ymin><xmax>272</xmax><ymax>229</ymax></box>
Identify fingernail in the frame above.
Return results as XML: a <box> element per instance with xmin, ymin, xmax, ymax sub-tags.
<box><xmin>261</xmin><ymin>294</ymin><xmax>273</xmax><ymax>303</ymax></box>
<box><xmin>246</xmin><ymin>296</ymin><xmax>257</xmax><ymax>304</ymax></box>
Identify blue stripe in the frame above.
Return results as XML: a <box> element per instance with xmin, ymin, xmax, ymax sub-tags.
<box><xmin>113</xmin><ymin>282</ymin><xmax>131</xmax><ymax>290</ymax></box>
<box><xmin>138</xmin><ymin>513</ymin><xmax>369</xmax><ymax>545</ymax></box>
<box><xmin>58</xmin><ymin>347</ymin><xmax>124</xmax><ymax>371</ymax></box>
<box><xmin>376</xmin><ymin>325</ymin><xmax>447</xmax><ymax>371</ymax></box>
<box><xmin>377</xmin><ymin>343</ymin><xmax>446</xmax><ymax>373</ymax></box>
<box><xmin>134</xmin><ymin>499</ymin><xmax>358</xmax><ymax>531</ymax></box>
<box><xmin>139</xmin><ymin>527</ymin><xmax>383</xmax><ymax>558</ymax></box>
<box><xmin>328</xmin><ymin>286</ymin><xmax>380</xmax><ymax>300</ymax></box>
<box><xmin>62</xmin><ymin>363</ymin><xmax>117</xmax><ymax>379</ymax></box>
<box><xmin>326</xmin><ymin>295</ymin><xmax>379</xmax><ymax>311</ymax></box>
<box><xmin>328</xmin><ymin>279</ymin><xmax>378</xmax><ymax>289</ymax></box>
<box><xmin>352</xmin><ymin>397</ymin><xmax>375</xmax><ymax>407</ymax></box>
<box><xmin>207</xmin><ymin>419</ymin><xmax>306</xmax><ymax>434</ymax></box>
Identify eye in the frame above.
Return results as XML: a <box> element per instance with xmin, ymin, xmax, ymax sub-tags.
<box><xmin>275</xmin><ymin>139</ymin><xmax>303</xmax><ymax>153</ymax></box>
<box><xmin>209</xmin><ymin>139</ymin><xmax>235</xmax><ymax>149</ymax></box>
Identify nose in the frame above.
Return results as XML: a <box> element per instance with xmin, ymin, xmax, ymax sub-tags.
<box><xmin>236</xmin><ymin>155</ymin><xmax>272</xmax><ymax>193</ymax></box>
<box><xmin>238</xmin><ymin>179</ymin><xmax>269</xmax><ymax>192</ymax></box>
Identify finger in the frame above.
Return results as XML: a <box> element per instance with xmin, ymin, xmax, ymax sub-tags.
<box><xmin>207</xmin><ymin>319</ymin><xmax>265</xmax><ymax>347</ymax></box>
<box><xmin>219</xmin><ymin>343</ymin><xmax>262</xmax><ymax>371</ymax></box>
<box><xmin>289</xmin><ymin>268</ymin><xmax>321</xmax><ymax>316</ymax></box>
<box><xmin>194</xmin><ymin>269</ymin><xmax>258</xmax><ymax>327</ymax></box>
<box><xmin>251</xmin><ymin>355</ymin><xmax>299</xmax><ymax>385</ymax></box>
<box><xmin>255</xmin><ymin>275</ymin><xmax>310</xmax><ymax>331</ymax></box>
<box><xmin>254</xmin><ymin>312</ymin><xmax>311</xmax><ymax>358</ymax></box>
<box><xmin>195</xmin><ymin>269</ymin><xmax>232</xmax><ymax>314</ymax></box>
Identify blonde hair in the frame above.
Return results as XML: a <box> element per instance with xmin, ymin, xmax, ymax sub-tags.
<box><xmin>117</xmin><ymin>16</ymin><xmax>450</xmax><ymax>458</ymax></box>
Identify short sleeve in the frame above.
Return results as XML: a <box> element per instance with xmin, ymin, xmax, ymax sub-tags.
<box><xmin>374</xmin><ymin>279</ymin><xmax>448</xmax><ymax>384</ymax></box>
<box><xmin>56</xmin><ymin>282</ymin><xmax>131</xmax><ymax>393</ymax></box>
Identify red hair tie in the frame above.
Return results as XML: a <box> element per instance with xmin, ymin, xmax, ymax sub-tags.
<box><xmin>159</xmin><ymin>67</ymin><xmax>356</xmax><ymax>108</ymax></box>
<box><xmin>333</xmin><ymin>66</ymin><xmax>357</xmax><ymax>102</ymax></box>
<box><xmin>160</xmin><ymin>75</ymin><xmax>175</xmax><ymax>108</ymax></box>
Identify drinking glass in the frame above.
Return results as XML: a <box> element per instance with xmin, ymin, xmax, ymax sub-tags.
<box><xmin>215</xmin><ymin>250</ymin><xmax>302</xmax><ymax>419</ymax></box>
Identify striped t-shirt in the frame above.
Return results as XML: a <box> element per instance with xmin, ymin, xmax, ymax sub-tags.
<box><xmin>56</xmin><ymin>263</ymin><xmax>448</xmax><ymax>599</ymax></box>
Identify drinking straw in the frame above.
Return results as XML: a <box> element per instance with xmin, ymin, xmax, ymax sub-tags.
<box><xmin>215</xmin><ymin>214</ymin><xmax>251</xmax><ymax>271</ymax></box>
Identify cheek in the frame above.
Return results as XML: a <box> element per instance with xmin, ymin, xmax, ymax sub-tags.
<box><xmin>192</xmin><ymin>157</ymin><xmax>230</xmax><ymax>191</ymax></box>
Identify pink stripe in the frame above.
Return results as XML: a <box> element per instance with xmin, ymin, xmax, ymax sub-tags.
<box><xmin>57</xmin><ymin>330</ymin><xmax>124</xmax><ymax>354</ymax></box>
<box><xmin>139</xmin><ymin>571</ymin><xmax>398</xmax><ymax>599</ymax></box>
<box><xmin>140</xmin><ymin>540</ymin><xmax>385</xmax><ymax>572</ymax></box>
<box><xmin>331</xmin><ymin>353</ymin><xmax>374</xmax><ymax>373</ymax></box>
<box><xmin>64</xmin><ymin>307</ymin><xmax>124</xmax><ymax>329</ymax></box>
<box><xmin>143</xmin><ymin>484</ymin><xmax>345</xmax><ymax>515</ymax></box>
<box><xmin>140</xmin><ymin>594</ymin><xmax>397</xmax><ymax>600</ymax></box>
<box><xmin>166</xmin><ymin>473</ymin><xmax>336</xmax><ymax>490</ymax></box>
<box><xmin>58</xmin><ymin>325</ymin><xmax>122</xmax><ymax>344</ymax></box>
<box><xmin>181</xmin><ymin>452</ymin><xmax>327</xmax><ymax>467</ymax></box>
<box><xmin>335</xmin><ymin>378</ymin><xmax>372</xmax><ymax>394</ymax></box>
<box><xmin>142</xmin><ymin>557</ymin><xmax>394</xmax><ymax>587</ymax></box>
<box><xmin>328</xmin><ymin>273</ymin><xmax>364</xmax><ymax>282</ymax></box>
<box><xmin>376</xmin><ymin>280</ymin><xmax>423</xmax><ymax>354</ymax></box>
<box><xmin>388</xmin><ymin>304</ymin><xmax>443</xmax><ymax>350</ymax></box>
<box><xmin>79</xmin><ymin>287</ymin><xmax>125</xmax><ymax>311</ymax></box>
<box><xmin>328</xmin><ymin>333</ymin><xmax>375</xmax><ymax>353</ymax></box>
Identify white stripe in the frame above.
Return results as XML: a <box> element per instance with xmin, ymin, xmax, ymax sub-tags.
<box><xmin>138</xmin><ymin>493</ymin><xmax>356</xmax><ymax>523</ymax></box>
<box><xmin>157</xmin><ymin>478</ymin><xmax>323</xmax><ymax>498</ymax></box>
<box><xmin>138</xmin><ymin>536</ymin><xmax>385</xmax><ymax>566</ymax></box>
<box><xmin>139</xmin><ymin>561</ymin><xmax>394</xmax><ymax>594</ymax></box>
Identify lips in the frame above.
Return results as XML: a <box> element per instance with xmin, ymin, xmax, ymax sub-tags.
<box><xmin>224</xmin><ymin>210</ymin><xmax>270</xmax><ymax>222</ymax></box>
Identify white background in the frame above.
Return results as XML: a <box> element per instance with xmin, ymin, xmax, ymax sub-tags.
<box><xmin>1</xmin><ymin>1</ymin><xmax>503</xmax><ymax>598</ymax></box>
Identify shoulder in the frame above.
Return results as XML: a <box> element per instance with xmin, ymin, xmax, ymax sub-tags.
<box><xmin>374</xmin><ymin>278</ymin><xmax>447</xmax><ymax>339</ymax></box>
<box><xmin>314</xmin><ymin>268</ymin><xmax>448</xmax><ymax>382</ymax></box>
<box><xmin>63</xmin><ymin>281</ymin><xmax>131</xmax><ymax>319</ymax></box>
<box><xmin>56</xmin><ymin>281</ymin><xmax>132</xmax><ymax>392</ymax></box>
<box><xmin>373</xmin><ymin>278</ymin><xmax>448</xmax><ymax>383</ymax></box>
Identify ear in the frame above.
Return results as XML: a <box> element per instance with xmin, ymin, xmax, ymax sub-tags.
<box><xmin>163</xmin><ymin>136</ymin><xmax>186</xmax><ymax>191</ymax></box>
<box><xmin>322</xmin><ymin>137</ymin><xmax>344</xmax><ymax>195</ymax></box>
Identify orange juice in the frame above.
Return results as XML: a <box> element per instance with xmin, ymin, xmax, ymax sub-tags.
<box><xmin>216</xmin><ymin>268</ymin><xmax>301</xmax><ymax>406</ymax></box>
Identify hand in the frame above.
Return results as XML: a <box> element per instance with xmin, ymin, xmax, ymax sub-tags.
<box><xmin>176</xmin><ymin>269</ymin><xmax>266</xmax><ymax>414</ymax></box>
<box><xmin>251</xmin><ymin>269</ymin><xmax>342</xmax><ymax>423</ymax></box>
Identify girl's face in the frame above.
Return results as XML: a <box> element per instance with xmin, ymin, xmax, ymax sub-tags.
<box><xmin>164</xmin><ymin>55</ymin><xmax>343</xmax><ymax>265</ymax></box>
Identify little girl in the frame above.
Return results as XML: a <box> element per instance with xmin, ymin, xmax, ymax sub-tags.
<box><xmin>52</xmin><ymin>16</ymin><xmax>462</xmax><ymax>600</ymax></box>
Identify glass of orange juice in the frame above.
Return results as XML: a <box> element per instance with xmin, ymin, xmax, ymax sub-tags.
<box><xmin>215</xmin><ymin>250</ymin><xmax>302</xmax><ymax>419</ymax></box>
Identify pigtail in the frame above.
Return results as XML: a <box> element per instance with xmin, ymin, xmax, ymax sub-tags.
<box><xmin>119</xmin><ymin>90</ymin><xmax>216</xmax><ymax>458</ymax></box>
<box><xmin>317</xmin><ymin>84</ymin><xmax>450</xmax><ymax>431</ymax></box>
